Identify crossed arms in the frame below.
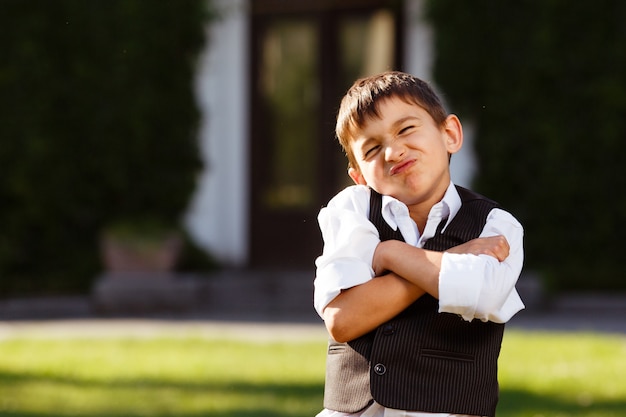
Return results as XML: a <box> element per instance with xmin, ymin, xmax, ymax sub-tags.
<box><xmin>323</xmin><ymin>236</ymin><xmax>510</xmax><ymax>342</ymax></box>
<box><xmin>313</xmin><ymin>186</ymin><xmax>524</xmax><ymax>343</ymax></box>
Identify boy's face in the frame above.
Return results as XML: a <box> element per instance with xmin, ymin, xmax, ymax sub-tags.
<box><xmin>347</xmin><ymin>97</ymin><xmax>463</xmax><ymax>211</ymax></box>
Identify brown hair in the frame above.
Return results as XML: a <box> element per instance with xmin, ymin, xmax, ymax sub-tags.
<box><xmin>336</xmin><ymin>71</ymin><xmax>448</xmax><ymax>168</ymax></box>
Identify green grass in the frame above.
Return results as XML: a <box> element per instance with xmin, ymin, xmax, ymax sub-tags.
<box><xmin>498</xmin><ymin>331</ymin><xmax>626</xmax><ymax>416</ymax></box>
<box><xmin>0</xmin><ymin>330</ymin><xmax>624</xmax><ymax>416</ymax></box>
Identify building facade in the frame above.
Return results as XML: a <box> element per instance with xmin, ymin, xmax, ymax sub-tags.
<box><xmin>185</xmin><ymin>0</ymin><xmax>476</xmax><ymax>269</ymax></box>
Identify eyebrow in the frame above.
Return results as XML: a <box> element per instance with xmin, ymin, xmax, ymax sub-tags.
<box><xmin>392</xmin><ymin>115</ymin><xmax>422</xmax><ymax>128</ymax></box>
<box><xmin>357</xmin><ymin>138</ymin><xmax>377</xmax><ymax>155</ymax></box>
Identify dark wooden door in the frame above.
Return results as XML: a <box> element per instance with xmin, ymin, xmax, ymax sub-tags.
<box><xmin>248</xmin><ymin>0</ymin><xmax>403</xmax><ymax>267</ymax></box>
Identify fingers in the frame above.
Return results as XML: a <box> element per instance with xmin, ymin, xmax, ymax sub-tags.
<box><xmin>491</xmin><ymin>235</ymin><xmax>509</xmax><ymax>261</ymax></box>
<box><xmin>447</xmin><ymin>236</ymin><xmax>509</xmax><ymax>260</ymax></box>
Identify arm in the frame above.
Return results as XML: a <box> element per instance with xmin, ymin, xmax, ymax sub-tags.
<box><xmin>324</xmin><ymin>236</ymin><xmax>509</xmax><ymax>342</ymax></box>
<box><xmin>315</xmin><ymin>186</ymin><xmax>428</xmax><ymax>341</ymax></box>
<box><xmin>373</xmin><ymin>235</ymin><xmax>510</xmax><ymax>299</ymax></box>
<box><xmin>376</xmin><ymin>209</ymin><xmax>524</xmax><ymax>323</ymax></box>
<box><xmin>314</xmin><ymin>186</ymin><xmax>379</xmax><ymax>317</ymax></box>
<box><xmin>440</xmin><ymin>209</ymin><xmax>524</xmax><ymax>322</ymax></box>
<box><xmin>323</xmin><ymin>273</ymin><xmax>425</xmax><ymax>343</ymax></box>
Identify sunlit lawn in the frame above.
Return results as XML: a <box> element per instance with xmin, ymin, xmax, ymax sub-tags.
<box><xmin>498</xmin><ymin>331</ymin><xmax>626</xmax><ymax>416</ymax></box>
<box><xmin>0</xmin><ymin>329</ymin><xmax>625</xmax><ymax>416</ymax></box>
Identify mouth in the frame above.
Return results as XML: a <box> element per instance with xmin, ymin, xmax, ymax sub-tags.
<box><xmin>390</xmin><ymin>159</ymin><xmax>416</xmax><ymax>176</ymax></box>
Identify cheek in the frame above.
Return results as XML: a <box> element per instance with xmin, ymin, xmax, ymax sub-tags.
<box><xmin>364</xmin><ymin>165</ymin><xmax>386</xmax><ymax>185</ymax></box>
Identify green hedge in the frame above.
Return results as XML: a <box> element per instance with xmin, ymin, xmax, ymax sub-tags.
<box><xmin>427</xmin><ymin>0</ymin><xmax>626</xmax><ymax>291</ymax></box>
<box><xmin>0</xmin><ymin>0</ymin><xmax>213</xmax><ymax>295</ymax></box>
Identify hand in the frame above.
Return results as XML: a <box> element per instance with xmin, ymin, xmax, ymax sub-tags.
<box><xmin>447</xmin><ymin>235</ymin><xmax>510</xmax><ymax>261</ymax></box>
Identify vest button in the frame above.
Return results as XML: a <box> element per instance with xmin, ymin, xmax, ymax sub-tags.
<box><xmin>373</xmin><ymin>363</ymin><xmax>386</xmax><ymax>375</ymax></box>
<box><xmin>382</xmin><ymin>324</ymin><xmax>395</xmax><ymax>335</ymax></box>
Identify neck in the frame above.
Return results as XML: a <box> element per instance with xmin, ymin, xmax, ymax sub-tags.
<box><xmin>407</xmin><ymin>184</ymin><xmax>450</xmax><ymax>234</ymax></box>
<box><xmin>409</xmin><ymin>210</ymin><xmax>428</xmax><ymax>235</ymax></box>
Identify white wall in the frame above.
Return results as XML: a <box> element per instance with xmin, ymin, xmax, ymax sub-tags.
<box><xmin>185</xmin><ymin>0</ymin><xmax>249</xmax><ymax>266</ymax></box>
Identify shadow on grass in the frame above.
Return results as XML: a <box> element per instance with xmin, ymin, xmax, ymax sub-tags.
<box><xmin>0</xmin><ymin>408</ymin><xmax>323</xmax><ymax>417</ymax></box>
<box><xmin>0</xmin><ymin>368</ymin><xmax>321</xmax><ymax>394</ymax></box>
<box><xmin>498</xmin><ymin>388</ymin><xmax>626</xmax><ymax>416</ymax></box>
<box><xmin>3</xmin><ymin>371</ymin><xmax>626</xmax><ymax>417</ymax></box>
<box><xmin>0</xmin><ymin>369</ymin><xmax>324</xmax><ymax>417</ymax></box>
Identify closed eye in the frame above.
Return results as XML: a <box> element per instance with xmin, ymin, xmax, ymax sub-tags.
<box><xmin>398</xmin><ymin>125</ymin><xmax>415</xmax><ymax>135</ymax></box>
<box><xmin>364</xmin><ymin>145</ymin><xmax>381</xmax><ymax>158</ymax></box>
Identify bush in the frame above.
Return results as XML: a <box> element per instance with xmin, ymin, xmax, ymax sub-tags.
<box><xmin>427</xmin><ymin>0</ymin><xmax>626</xmax><ymax>291</ymax></box>
<box><xmin>0</xmin><ymin>0</ymin><xmax>213</xmax><ymax>295</ymax></box>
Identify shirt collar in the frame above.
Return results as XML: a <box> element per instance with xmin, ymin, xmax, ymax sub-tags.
<box><xmin>439</xmin><ymin>182</ymin><xmax>461</xmax><ymax>232</ymax></box>
<box><xmin>380</xmin><ymin>194</ymin><xmax>408</xmax><ymax>231</ymax></box>
<box><xmin>377</xmin><ymin>182</ymin><xmax>461</xmax><ymax>232</ymax></box>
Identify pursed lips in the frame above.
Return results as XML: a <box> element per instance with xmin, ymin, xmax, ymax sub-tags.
<box><xmin>390</xmin><ymin>158</ymin><xmax>416</xmax><ymax>176</ymax></box>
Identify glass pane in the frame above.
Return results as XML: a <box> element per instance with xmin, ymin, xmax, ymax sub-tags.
<box><xmin>260</xmin><ymin>19</ymin><xmax>319</xmax><ymax>210</ymax></box>
<box><xmin>336</xmin><ymin>10</ymin><xmax>396</xmax><ymax>186</ymax></box>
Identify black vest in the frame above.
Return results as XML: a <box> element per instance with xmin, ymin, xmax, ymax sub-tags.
<box><xmin>323</xmin><ymin>186</ymin><xmax>504</xmax><ymax>416</ymax></box>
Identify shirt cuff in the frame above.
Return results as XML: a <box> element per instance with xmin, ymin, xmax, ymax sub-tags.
<box><xmin>314</xmin><ymin>259</ymin><xmax>374</xmax><ymax>317</ymax></box>
<box><xmin>438</xmin><ymin>252</ymin><xmax>483</xmax><ymax>321</ymax></box>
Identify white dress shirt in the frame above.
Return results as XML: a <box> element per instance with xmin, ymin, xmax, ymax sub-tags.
<box><xmin>314</xmin><ymin>182</ymin><xmax>524</xmax><ymax>323</ymax></box>
<box><xmin>313</xmin><ymin>183</ymin><xmax>524</xmax><ymax>417</ymax></box>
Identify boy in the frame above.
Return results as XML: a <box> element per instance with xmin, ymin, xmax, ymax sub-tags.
<box><xmin>314</xmin><ymin>71</ymin><xmax>524</xmax><ymax>417</ymax></box>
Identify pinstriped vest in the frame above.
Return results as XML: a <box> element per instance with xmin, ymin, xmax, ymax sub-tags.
<box><xmin>323</xmin><ymin>186</ymin><xmax>503</xmax><ymax>416</ymax></box>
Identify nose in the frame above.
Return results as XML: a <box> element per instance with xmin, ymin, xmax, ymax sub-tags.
<box><xmin>384</xmin><ymin>140</ymin><xmax>405</xmax><ymax>162</ymax></box>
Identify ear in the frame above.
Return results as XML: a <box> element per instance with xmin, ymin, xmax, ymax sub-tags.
<box><xmin>443</xmin><ymin>114</ymin><xmax>463</xmax><ymax>155</ymax></box>
<box><xmin>348</xmin><ymin>167</ymin><xmax>367</xmax><ymax>185</ymax></box>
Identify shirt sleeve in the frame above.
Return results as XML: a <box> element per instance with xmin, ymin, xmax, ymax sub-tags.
<box><xmin>313</xmin><ymin>186</ymin><xmax>380</xmax><ymax>317</ymax></box>
<box><xmin>438</xmin><ymin>208</ymin><xmax>525</xmax><ymax>323</ymax></box>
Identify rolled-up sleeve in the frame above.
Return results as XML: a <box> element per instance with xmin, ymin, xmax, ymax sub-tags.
<box><xmin>314</xmin><ymin>186</ymin><xmax>380</xmax><ymax>317</ymax></box>
<box><xmin>438</xmin><ymin>208</ymin><xmax>525</xmax><ymax>323</ymax></box>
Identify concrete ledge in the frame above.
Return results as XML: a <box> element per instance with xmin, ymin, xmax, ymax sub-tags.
<box><xmin>92</xmin><ymin>272</ymin><xmax>208</xmax><ymax>315</ymax></box>
<box><xmin>551</xmin><ymin>293</ymin><xmax>626</xmax><ymax>312</ymax></box>
<box><xmin>0</xmin><ymin>296</ymin><xmax>92</xmax><ymax>320</ymax></box>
